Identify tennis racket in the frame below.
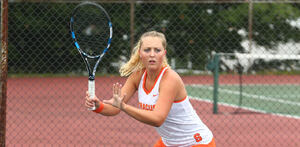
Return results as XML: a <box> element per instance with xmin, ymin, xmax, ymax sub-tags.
<box><xmin>70</xmin><ymin>2</ymin><xmax>112</xmax><ymax>110</ymax></box>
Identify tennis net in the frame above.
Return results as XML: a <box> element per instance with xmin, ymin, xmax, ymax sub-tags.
<box><xmin>207</xmin><ymin>53</ymin><xmax>300</xmax><ymax>117</ymax></box>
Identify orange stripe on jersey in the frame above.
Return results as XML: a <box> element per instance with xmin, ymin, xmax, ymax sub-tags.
<box><xmin>143</xmin><ymin>67</ymin><xmax>168</xmax><ymax>95</ymax></box>
<box><xmin>153</xmin><ymin>138</ymin><xmax>216</xmax><ymax>147</ymax></box>
<box><xmin>191</xmin><ymin>138</ymin><xmax>216</xmax><ymax>147</ymax></box>
<box><xmin>174</xmin><ymin>96</ymin><xmax>187</xmax><ymax>103</ymax></box>
<box><xmin>153</xmin><ymin>138</ymin><xmax>165</xmax><ymax>147</ymax></box>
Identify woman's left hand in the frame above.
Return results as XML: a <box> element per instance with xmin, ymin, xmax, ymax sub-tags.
<box><xmin>103</xmin><ymin>83</ymin><xmax>126</xmax><ymax>110</ymax></box>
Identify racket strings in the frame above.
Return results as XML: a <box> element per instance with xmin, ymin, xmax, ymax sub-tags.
<box><xmin>73</xmin><ymin>5</ymin><xmax>110</xmax><ymax>56</ymax></box>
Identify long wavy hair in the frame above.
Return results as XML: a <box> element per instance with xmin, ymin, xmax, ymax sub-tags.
<box><xmin>119</xmin><ymin>31</ymin><xmax>170</xmax><ymax>77</ymax></box>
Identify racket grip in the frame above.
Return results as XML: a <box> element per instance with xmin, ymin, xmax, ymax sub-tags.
<box><xmin>88</xmin><ymin>80</ymin><xmax>96</xmax><ymax>110</ymax></box>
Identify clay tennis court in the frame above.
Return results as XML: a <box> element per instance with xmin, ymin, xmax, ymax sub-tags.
<box><xmin>6</xmin><ymin>75</ymin><xmax>300</xmax><ymax>146</ymax></box>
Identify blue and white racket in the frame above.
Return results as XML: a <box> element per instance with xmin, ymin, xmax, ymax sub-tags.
<box><xmin>70</xmin><ymin>2</ymin><xmax>112</xmax><ymax>110</ymax></box>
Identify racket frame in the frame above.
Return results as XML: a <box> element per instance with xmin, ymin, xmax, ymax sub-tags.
<box><xmin>70</xmin><ymin>2</ymin><xmax>113</xmax><ymax>110</ymax></box>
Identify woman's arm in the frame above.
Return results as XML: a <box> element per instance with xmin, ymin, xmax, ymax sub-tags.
<box><xmin>104</xmin><ymin>70</ymin><xmax>180</xmax><ymax>127</ymax></box>
<box><xmin>85</xmin><ymin>71</ymin><xmax>141</xmax><ymax>116</ymax></box>
<box><xmin>85</xmin><ymin>91</ymin><xmax>120</xmax><ymax>116</ymax></box>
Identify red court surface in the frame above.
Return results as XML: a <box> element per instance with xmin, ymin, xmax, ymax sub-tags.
<box><xmin>6</xmin><ymin>75</ymin><xmax>300</xmax><ymax>146</ymax></box>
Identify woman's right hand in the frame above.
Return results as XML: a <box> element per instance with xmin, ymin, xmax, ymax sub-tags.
<box><xmin>103</xmin><ymin>83</ymin><xmax>126</xmax><ymax>110</ymax></box>
<box><xmin>85</xmin><ymin>91</ymin><xmax>100</xmax><ymax>110</ymax></box>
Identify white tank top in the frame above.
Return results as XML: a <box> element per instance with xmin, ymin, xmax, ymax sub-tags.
<box><xmin>138</xmin><ymin>67</ymin><xmax>213</xmax><ymax>146</ymax></box>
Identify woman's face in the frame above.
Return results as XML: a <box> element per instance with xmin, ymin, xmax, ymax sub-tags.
<box><xmin>139</xmin><ymin>36</ymin><xmax>166</xmax><ymax>71</ymax></box>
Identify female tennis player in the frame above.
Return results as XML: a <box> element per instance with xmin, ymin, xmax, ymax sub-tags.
<box><xmin>85</xmin><ymin>31</ymin><xmax>216</xmax><ymax>147</ymax></box>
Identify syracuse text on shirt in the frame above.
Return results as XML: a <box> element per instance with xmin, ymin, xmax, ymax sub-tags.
<box><xmin>139</xmin><ymin>102</ymin><xmax>155</xmax><ymax>111</ymax></box>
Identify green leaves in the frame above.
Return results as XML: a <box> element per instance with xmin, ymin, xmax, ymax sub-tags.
<box><xmin>8</xmin><ymin>2</ymin><xmax>300</xmax><ymax>74</ymax></box>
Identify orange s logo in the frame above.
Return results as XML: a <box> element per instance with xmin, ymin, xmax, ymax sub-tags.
<box><xmin>194</xmin><ymin>133</ymin><xmax>202</xmax><ymax>142</ymax></box>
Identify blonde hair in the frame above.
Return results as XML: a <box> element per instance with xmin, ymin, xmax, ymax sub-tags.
<box><xmin>119</xmin><ymin>31</ymin><xmax>170</xmax><ymax>77</ymax></box>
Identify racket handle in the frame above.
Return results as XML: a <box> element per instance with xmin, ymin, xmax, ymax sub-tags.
<box><xmin>88</xmin><ymin>80</ymin><xmax>96</xmax><ymax>110</ymax></box>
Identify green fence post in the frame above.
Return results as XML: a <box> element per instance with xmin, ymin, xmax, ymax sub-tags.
<box><xmin>213</xmin><ymin>54</ymin><xmax>220</xmax><ymax>114</ymax></box>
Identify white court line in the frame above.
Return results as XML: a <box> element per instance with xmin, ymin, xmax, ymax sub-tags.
<box><xmin>188</xmin><ymin>95</ymin><xmax>300</xmax><ymax>120</ymax></box>
<box><xmin>187</xmin><ymin>84</ymin><xmax>300</xmax><ymax>119</ymax></box>
<box><xmin>189</xmin><ymin>84</ymin><xmax>300</xmax><ymax>106</ymax></box>
<box><xmin>215</xmin><ymin>84</ymin><xmax>300</xmax><ymax>99</ymax></box>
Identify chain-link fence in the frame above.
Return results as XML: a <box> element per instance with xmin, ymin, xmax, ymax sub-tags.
<box><xmin>4</xmin><ymin>0</ymin><xmax>300</xmax><ymax>146</ymax></box>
